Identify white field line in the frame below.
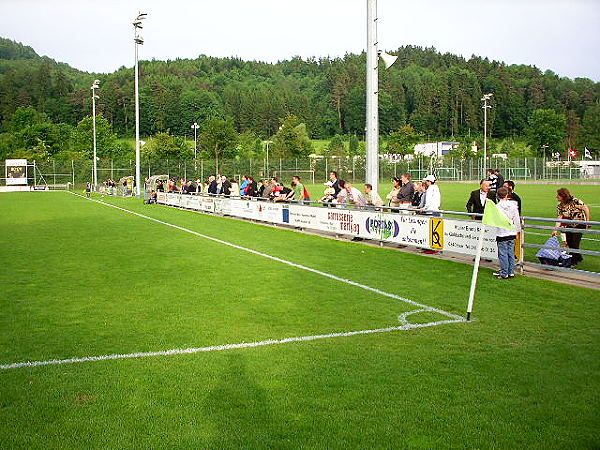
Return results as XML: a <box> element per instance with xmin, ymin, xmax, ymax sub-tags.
<box><xmin>0</xmin><ymin>193</ymin><xmax>467</xmax><ymax>371</ymax></box>
<box><xmin>0</xmin><ymin>316</ymin><xmax>464</xmax><ymax>370</ymax></box>
<box><xmin>68</xmin><ymin>192</ymin><xmax>464</xmax><ymax>321</ymax></box>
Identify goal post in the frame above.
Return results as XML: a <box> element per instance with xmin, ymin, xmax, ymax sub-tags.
<box><xmin>434</xmin><ymin>167</ymin><xmax>459</xmax><ymax>180</ymax></box>
<box><xmin>272</xmin><ymin>170</ymin><xmax>315</xmax><ymax>185</ymax></box>
<box><xmin>508</xmin><ymin>168</ymin><xmax>531</xmax><ymax>179</ymax></box>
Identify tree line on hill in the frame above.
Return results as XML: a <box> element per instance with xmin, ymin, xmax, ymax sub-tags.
<box><xmin>0</xmin><ymin>37</ymin><xmax>599</xmax><ymax>162</ymax></box>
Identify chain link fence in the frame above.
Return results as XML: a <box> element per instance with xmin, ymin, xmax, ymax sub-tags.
<box><xmin>1</xmin><ymin>157</ymin><xmax>598</xmax><ymax>188</ymax></box>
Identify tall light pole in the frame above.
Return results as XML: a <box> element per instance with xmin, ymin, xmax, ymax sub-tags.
<box><xmin>91</xmin><ymin>79</ymin><xmax>100</xmax><ymax>189</ymax></box>
<box><xmin>365</xmin><ymin>0</ymin><xmax>379</xmax><ymax>193</ymax></box>
<box><xmin>133</xmin><ymin>12</ymin><xmax>147</xmax><ymax>198</ymax></box>
<box><xmin>191</xmin><ymin>122</ymin><xmax>199</xmax><ymax>172</ymax></box>
<box><xmin>365</xmin><ymin>1</ymin><xmax>397</xmax><ymax>194</ymax></box>
<box><xmin>265</xmin><ymin>140</ymin><xmax>273</xmax><ymax>176</ymax></box>
<box><xmin>191</xmin><ymin>122</ymin><xmax>199</xmax><ymax>158</ymax></box>
<box><xmin>481</xmin><ymin>93</ymin><xmax>493</xmax><ymax>178</ymax></box>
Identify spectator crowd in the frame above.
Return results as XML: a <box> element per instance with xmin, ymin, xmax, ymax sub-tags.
<box><xmin>142</xmin><ymin>167</ymin><xmax>591</xmax><ymax>274</ymax></box>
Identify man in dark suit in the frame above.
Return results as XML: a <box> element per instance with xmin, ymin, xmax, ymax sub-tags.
<box><xmin>466</xmin><ymin>179</ymin><xmax>496</xmax><ymax>219</ymax></box>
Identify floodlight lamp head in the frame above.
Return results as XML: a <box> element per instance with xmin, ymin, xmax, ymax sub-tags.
<box><xmin>135</xmin><ymin>37</ymin><xmax>144</xmax><ymax>45</ymax></box>
<box><xmin>378</xmin><ymin>51</ymin><xmax>398</xmax><ymax>69</ymax></box>
<box><xmin>133</xmin><ymin>21</ymin><xmax>143</xmax><ymax>29</ymax></box>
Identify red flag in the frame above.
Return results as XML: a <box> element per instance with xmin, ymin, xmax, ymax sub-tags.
<box><xmin>568</xmin><ymin>148</ymin><xmax>577</xmax><ymax>158</ymax></box>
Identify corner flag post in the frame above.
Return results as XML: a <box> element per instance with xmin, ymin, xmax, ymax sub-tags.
<box><xmin>466</xmin><ymin>201</ymin><xmax>515</xmax><ymax>321</ymax></box>
<box><xmin>466</xmin><ymin>225</ymin><xmax>486</xmax><ymax>321</ymax></box>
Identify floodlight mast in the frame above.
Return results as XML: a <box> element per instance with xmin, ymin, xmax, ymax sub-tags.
<box><xmin>133</xmin><ymin>12</ymin><xmax>146</xmax><ymax>198</ymax></box>
<box><xmin>191</xmin><ymin>122</ymin><xmax>200</xmax><ymax>159</ymax></box>
<box><xmin>365</xmin><ymin>0</ymin><xmax>379</xmax><ymax>193</ymax></box>
<box><xmin>481</xmin><ymin>93</ymin><xmax>493</xmax><ymax>178</ymax></box>
<box><xmin>91</xmin><ymin>80</ymin><xmax>100</xmax><ymax>189</ymax></box>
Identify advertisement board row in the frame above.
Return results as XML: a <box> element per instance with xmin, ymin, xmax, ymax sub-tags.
<box><xmin>157</xmin><ymin>193</ymin><xmax>500</xmax><ymax>260</ymax></box>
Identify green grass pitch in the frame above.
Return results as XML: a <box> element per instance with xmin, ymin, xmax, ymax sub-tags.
<box><xmin>0</xmin><ymin>191</ymin><xmax>599</xmax><ymax>449</ymax></box>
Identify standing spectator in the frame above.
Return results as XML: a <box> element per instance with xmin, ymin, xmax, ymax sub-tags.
<box><xmin>207</xmin><ymin>175</ymin><xmax>217</xmax><ymax>194</ymax></box>
<box><xmin>487</xmin><ymin>168</ymin><xmax>498</xmax><ymax>192</ymax></box>
<box><xmin>85</xmin><ymin>182</ymin><xmax>92</xmax><ymax>198</ymax></box>
<box><xmin>495</xmin><ymin>169</ymin><xmax>505</xmax><ymax>191</ymax></box>
<box><xmin>466</xmin><ymin>180</ymin><xmax>496</xmax><ymax>219</ymax></box>
<box><xmin>239</xmin><ymin>175</ymin><xmax>249</xmax><ymax>196</ymax></box>
<box><xmin>272</xmin><ymin>184</ymin><xmax>293</xmax><ymax>202</ymax></box>
<box><xmin>336</xmin><ymin>180</ymin><xmax>347</xmax><ymax>204</ymax></box>
<box><xmin>229</xmin><ymin>179</ymin><xmax>240</xmax><ymax>197</ymax></box>
<box><xmin>245</xmin><ymin>176</ymin><xmax>258</xmax><ymax>197</ymax></box>
<box><xmin>221</xmin><ymin>176</ymin><xmax>231</xmax><ymax>196</ymax></box>
<box><xmin>421</xmin><ymin>175</ymin><xmax>441</xmax><ymax>213</ymax></box>
<box><xmin>329</xmin><ymin>171</ymin><xmax>341</xmax><ymax>198</ymax></box>
<box><xmin>411</xmin><ymin>182</ymin><xmax>424</xmax><ymax>207</ymax></box>
<box><xmin>397</xmin><ymin>173</ymin><xmax>415</xmax><ymax>208</ymax></box>
<box><xmin>386</xmin><ymin>177</ymin><xmax>401</xmax><ymax>208</ymax></box>
<box><xmin>344</xmin><ymin>181</ymin><xmax>366</xmax><ymax>207</ymax></box>
<box><xmin>262</xmin><ymin>179</ymin><xmax>274</xmax><ymax>199</ymax></box>
<box><xmin>502</xmin><ymin>180</ymin><xmax>521</xmax><ymax>214</ymax></box>
<box><xmin>257</xmin><ymin>180</ymin><xmax>266</xmax><ymax>198</ymax></box>
<box><xmin>494</xmin><ymin>187</ymin><xmax>521</xmax><ymax>279</ymax></box>
<box><xmin>552</xmin><ymin>188</ymin><xmax>591</xmax><ymax>267</ymax></box>
<box><xmin>364</xmin><ymin>183</ymin><xmax>383</xmax><ymax>207</ymax></box>
<box><xmin>292</xmin><ymin>176</ymin><xmax>309</xmax><ymax>203</ymax></box>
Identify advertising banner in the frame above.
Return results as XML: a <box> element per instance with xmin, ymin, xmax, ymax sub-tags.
<box><xmin>5</xmin><ymin>159</ymin><xmax>27</xmax><ymax>186</ymax></box>
<box><xmin>157</xmin><ymin>194</ymin><xmax>500</xmax><ymax>259</ymax></box>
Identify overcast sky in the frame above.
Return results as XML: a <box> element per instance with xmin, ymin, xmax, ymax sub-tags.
<box><xmin>1</xmin><ymin>0</ymin><xmax>599</xmax><ymax>80</ymax></box>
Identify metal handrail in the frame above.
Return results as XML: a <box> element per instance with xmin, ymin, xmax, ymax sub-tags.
<box><xmin>524</xmin><ymin>224</ymin><xmax>600</xmax><ymax>235</ymax></box>
<box><xmin>522</xmin><ymin>216</ymin><xmax>600</xmax><ymax>226</ymax></box>
<box><xmin>522</xmin><ymin>243</ymin><xmax>600</xmax><ymax>257</ymax></box>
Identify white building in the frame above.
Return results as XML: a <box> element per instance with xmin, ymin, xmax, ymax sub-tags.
<box><xmin>413</xmin><ymin>142</ymin><xmax>460</xmax><ymax>158</ymax></box>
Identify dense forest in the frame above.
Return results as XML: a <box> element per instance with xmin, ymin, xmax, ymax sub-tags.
<box><xmin>0</xmin><ymin>36</ymin><xmax>599</xmax><ymax>161</ymax></box>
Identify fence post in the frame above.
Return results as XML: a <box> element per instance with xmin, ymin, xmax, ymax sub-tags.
<box><xmin>53</xmin><ymin>160</ymin><xmax>56</xmax><ymax>186</ymax></box>
<box><xmin>201</xmin><ymin>160</ymin><xmax>204</xmax><ymax>183</ymax></box>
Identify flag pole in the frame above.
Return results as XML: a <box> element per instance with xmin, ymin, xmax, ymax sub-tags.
<box><xmin>466</xmin><ymin>223</ymin><xmax>486</xmax><ymax>321</ymax></box>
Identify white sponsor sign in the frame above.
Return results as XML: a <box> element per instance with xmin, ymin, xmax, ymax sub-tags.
<box><xmin>157</xmin><ymin>194</ymin><xmax>500</xmax><ymax>259</ymax></box>
<box><xmin>443</xmin><ymin>219</ymin><xmax>498</xmax><ymax>259</ymax></box>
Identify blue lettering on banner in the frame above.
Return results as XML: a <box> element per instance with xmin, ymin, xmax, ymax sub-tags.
<box><xmin>365</xmin><ymin>217</ymin><xmax>400</xmax><ymax>238</ymax></box>
<box><xmin>282</xmin><ymin>207</ymin><xmax>290</xmax><ymax>223</ymax></box>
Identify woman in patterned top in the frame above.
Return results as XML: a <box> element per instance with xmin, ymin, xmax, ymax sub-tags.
<box><xmin>551</xmin><ymin>188</ymin><xmax>591</xmax><ymax>266</ymax></box>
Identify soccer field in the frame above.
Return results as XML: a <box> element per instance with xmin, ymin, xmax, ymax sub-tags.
<box><xmin>1</xmin><ymin>192</ymin><xmax>599</xmax><ymax>448</ymax></box>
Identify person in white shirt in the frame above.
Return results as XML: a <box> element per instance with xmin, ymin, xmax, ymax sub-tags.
<box><xmin>421</xmin><ymin>175</ymin><xmax>441</xmax><ymax>213</ymax></box>
<box><xmin>344</xmin><ymin>182</ymin><xmax>366</xmax><ymax>207</ymax></box>
<box><xmin>494</xmin><ymin>186</ymin><xmax>522</xmax><ymax>279</ymax></box>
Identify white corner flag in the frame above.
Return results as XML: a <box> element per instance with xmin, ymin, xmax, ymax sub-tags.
<box><xmin>466</xmin><ymin>201</ymin><xmax>514</xmax><ymax>321</ymax></box>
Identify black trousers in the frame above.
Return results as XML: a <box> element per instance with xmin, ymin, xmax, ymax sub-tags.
<box><xmin>566</xmin><ymin>225</ymin><xmax>585</xmax><ymax>264</ymax></box>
